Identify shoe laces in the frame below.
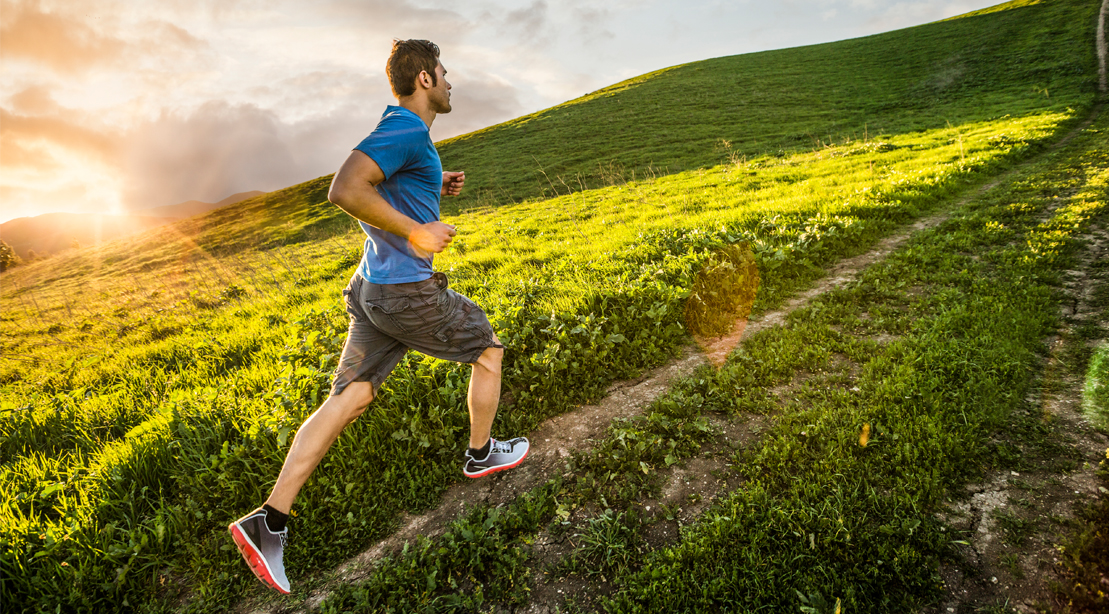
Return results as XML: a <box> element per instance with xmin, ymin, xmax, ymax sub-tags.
<box><xmin>489</xmin><ymin>438</ymin><xmax>513</xmax><ymax>454</ymax></box>
<box><xmin>278</xmin><ymin>531</ymin><xmax>288</xmax><ymax>549</ymax></box>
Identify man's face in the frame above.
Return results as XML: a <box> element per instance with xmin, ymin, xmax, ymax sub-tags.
<box><xmin>426</xmin><ymin>61</ymin><xmax>451</xmax><ymax>114</ymax></box>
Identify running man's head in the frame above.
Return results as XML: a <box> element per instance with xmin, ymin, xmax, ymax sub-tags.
<box><xmin>387</xmin><ymin>39</ymin><xmax>451</xmax><ymax>113</ymax></box>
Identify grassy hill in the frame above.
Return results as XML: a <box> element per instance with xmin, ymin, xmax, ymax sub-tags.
<box><xmin>0</xmin><ymin>1</ymin><xmax>1105</xmax><ymax>612</ymax></box>
<box><xmin>436</xmin><ymin>0</ymin><xmax>1095</xmax><ymax>212</ymax></box>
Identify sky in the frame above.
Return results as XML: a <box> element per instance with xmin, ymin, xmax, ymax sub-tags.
<box><xmin>0</xmin><ymin>0</ymin><xmax>1004</xmax><ymax>223</ymax></box>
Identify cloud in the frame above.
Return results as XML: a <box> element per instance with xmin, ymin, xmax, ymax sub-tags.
<box><xmin>244</xmin><ymin>70</ymin><xmax>393</xmax><ymax>123</ymax></box>
<box><xmin>0</xmin><ymin>138</ymin><xmax>55</xmax><ymax>172</ymax></box>
<box><xmin>431</xmin><ymin>70</ymin><xmax>524</xmax><ymax>140</ymax></box>
<box><xmin>8</xmin><ymin>85</ymin><xmax>59</xmax><ymax>114</ymax></box>
<box><xmin>570</xmin><ymin>5</ymin><xmax>616</xmax><ymax>44</ymax></box>
<box><xmin>495</xmin><ymin>0</ymin><xmax>550</xmax><ymax>45</ymax></box>
<box><xmin>0</xmin><ymin>0</ymin><xmax>209</xmax><ymax>74</ymax></box>
<box><xmin>324</xmin><ymin>0</ymin><xmax>473</xmax><ymax>45</ymax></box>
<box><xmin>0</xmin><ymin>97</ymin><xmax>355</xmax><ymax>220</ymax></box>
<box><xmin>485</xmin><ymin>0</ymin><xmax>614</xmax><ymax>48</ymax></box>
<box><xmin>0</xmin><ymin>102</ymin><xmax>126</xmax><ymax>221</ymax></box>
<box><xmin>0</xmin><ymin>107</ymin><xmax>122</xmax><ymax>167</ymax></box>
<box><xmin>120</xmin><ymin>69</ymin><xmax>523</xmax><ymax>210</ymax></box>
<box><xmin>122</xmin><ymin>102</ymin><xmax>303</xmax><ymax>209</ymax></box>
<box><xmin>0</xmin><ymin>0</ymin><xmax>128</xmax><ymax>73</ymax></box>
<box><xmin>0</xmin><ymin>68</ymin><xmax>521</xmax><ymax>217</ymax></box>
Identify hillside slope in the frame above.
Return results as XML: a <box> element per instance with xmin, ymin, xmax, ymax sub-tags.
<box><xmin>1</xmin><ymin>0</ymin><xmax>1094</xmax><ymax>287</ymax></box>
<box><xmin>141</xmin><ymin>190</ymin><xmax>266</xmax><ymax>220</ymax></box>
<box><xmin>436</xmin><ymin>0</ymin><xmax>1098</xmax><ymax>212</ymax></box>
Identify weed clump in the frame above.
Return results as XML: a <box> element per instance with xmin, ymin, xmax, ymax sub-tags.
<box><xmin>683</xmin><ymin>243</ymin><xmax>759</xmax><ymax>337</ymax></box>
<box><xmin>1083</xmin><ymin>343</ymin><xmax>1109</xmax><ymax>430</ymax></box>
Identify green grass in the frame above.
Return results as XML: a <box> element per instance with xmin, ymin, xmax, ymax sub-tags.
<box><xmin>1084</xmin><ymin>343</ymin><xmax>1109</xmax><ymax>429</ymax></box>
<box><xmin>0</xmin><ymin>0</ymin><xmax>1104</xmax><ymax>612</ymax></box>
<box><xmin>1055</xmin><ymin>450</ymin><xmax>1109</xmax><ymax>613</ymax></box>
<box><xmin>320</xmin><ymin>99</ymin><xmax>1109</xmax><ymax>614</ymax></box>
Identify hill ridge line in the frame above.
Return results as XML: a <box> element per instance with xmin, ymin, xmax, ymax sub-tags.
<box><xmin>230</xmin><ymin>101</ymin><xmax>1107</xmax><ymax>614</ymax></box>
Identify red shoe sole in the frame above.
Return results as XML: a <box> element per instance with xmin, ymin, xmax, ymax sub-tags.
<box><xmin>228</xmin><ymin>523</ymin><xmax>290</xmax><ymax>594</ymax></box>
<box><xmin>464</xmin><ymin>446</ymin><xmax>529</xmax><ymax>478</ymax></box>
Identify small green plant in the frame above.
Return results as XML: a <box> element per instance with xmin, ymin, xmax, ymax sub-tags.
<box><xmin>999</xmin><ymin>552</ymin><xmax>1025</xmax><ymax>578</ymax></box>
<box><xmin>572</xmin><ymin>509</ymin><xmax>642</xmax><ymax>578</ymax></box>
<box><xmin>993</xmin><ymin>510</ymin><xmax>1036</xmax><ymax>546</ymax></box>
<box><xmin>796</xmin><ymin>590</ymin><xmax>842</xmax><ymax>614</ymax></box>
<box><xmin>1083</xmin><ymin>342</ymin><xmax>1109</xmax><ymax>430</ymax></box>
<box><xmin>683</xmin><ymin>243</ymin><xmax>760</xmax><ymax>337</ymax></box>
<box><xmin>974</xmin><ymin>599</ymin><xmax>1015</xmax><ymax>614</ymax></box>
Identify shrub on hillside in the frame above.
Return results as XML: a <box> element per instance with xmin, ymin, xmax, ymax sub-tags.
<box><xmin>0</xmin><ymin>240</ymin><xmax>21</xmax><ymax>271</ymax></box>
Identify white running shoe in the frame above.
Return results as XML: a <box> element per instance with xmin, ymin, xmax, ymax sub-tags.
<box><xmin>463</xmin><ymin>437</ymin><xmax>530</xmax><ymax>478</ymax></box>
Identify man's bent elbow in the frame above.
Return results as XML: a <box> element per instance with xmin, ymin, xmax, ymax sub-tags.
<box><xmin>327</xmin><ymin>183</ymin><xmax>346</xmax><ymax>207</ymax></box>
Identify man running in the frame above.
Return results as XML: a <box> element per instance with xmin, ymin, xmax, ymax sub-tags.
<box><xmin>228</xmin><ymin>39</ymin><xmax>529</xmax><ymax>594</ymax></box>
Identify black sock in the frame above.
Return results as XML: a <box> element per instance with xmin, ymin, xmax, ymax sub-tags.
<box><xmin>468</xmin><ymin>438</ymin><xmax>491</xmax><ymax>460</ymax></box>
<box><xmin>262</xmin><ymin>504</ymin><xmax>288</xmax><ymax>532</ymax></box>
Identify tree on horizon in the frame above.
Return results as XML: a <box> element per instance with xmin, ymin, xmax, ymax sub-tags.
<box><xmin>0</xmin><ymin>240</ymin><xmax>21</xmax><ymax>271</ymax></box>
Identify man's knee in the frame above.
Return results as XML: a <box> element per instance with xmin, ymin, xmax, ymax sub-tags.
<box><xmin>473</xmin><ymin>344</ymin><xmax>503</xmax><ymax>375</ymax></box>
<box><xmin>331</xmin><ymin>381</ymin><xmax>375</xmax><ymax>422</ymax></box>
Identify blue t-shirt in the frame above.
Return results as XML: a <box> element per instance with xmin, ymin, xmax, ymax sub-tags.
<box><xmin>354</xmin><ymin>105</ymin><xmax>442</xmax><ymax>284</ymax></box>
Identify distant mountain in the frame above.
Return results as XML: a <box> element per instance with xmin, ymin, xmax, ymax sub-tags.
<box><xmin>0</xmin><ymin>213</ymin><xmax>179</xmax><ymax>260</ymax></box>
<box><xmin>141</xmin><ymin>191</ymin><xmax>266</xmax><ymax>219</ymax></box>
<box><xmin>0</xmin><ymin>191</ymin><xmax>266</xmax><ymax>260</ymax></box>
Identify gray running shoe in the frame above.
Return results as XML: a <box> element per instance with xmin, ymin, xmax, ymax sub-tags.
<box><xmin>463</xmin><ymin>437</ymin><xmax>530</xmax><ymax>478</ymax></box>
<box><xmin>228</xmin><ymin>509</ymin><xmax>290</xmax><ymax>594</ymax></box>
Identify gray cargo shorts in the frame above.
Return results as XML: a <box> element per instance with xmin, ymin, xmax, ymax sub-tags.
<box><xmin>330</xmin><ymin>271</ymin><xmax>504</xmax><ymax>397</ymax></box>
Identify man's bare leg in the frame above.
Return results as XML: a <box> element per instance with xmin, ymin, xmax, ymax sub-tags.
<box><xmin>468</xmin><ymin>344</ymin><xmax>503</xmax><ymax>449</ymax></box>
<box><xmin>265</xmin><ymin>381</ymin><xmax>376</xmax><ymax>513</ymax></box>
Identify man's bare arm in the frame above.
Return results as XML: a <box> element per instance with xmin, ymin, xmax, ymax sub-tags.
<box><xmin>328</xmin><ymin>150</ymin><xmax>455</xmax><ymax>254</ymax></box>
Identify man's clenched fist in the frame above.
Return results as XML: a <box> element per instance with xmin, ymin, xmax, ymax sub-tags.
<box><xmin>408</xmin><ymin>221</ymin><xmax>457</xmax><ymax>257</ymax></box>
<box><xmin>442</xmin><ymin>171</ymin><xmax>465</xmax><ymax>197</ymax></box>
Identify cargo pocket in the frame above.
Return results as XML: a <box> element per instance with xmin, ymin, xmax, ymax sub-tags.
<box><xmin>432</xmin><ymin>293</ymin><xmax>474</xmax><ymax>348</ymax></box>
<box><xmin>433</xmin><ymin>286</ymin><xmax>458</xmax><ymax>317</ymax></box>
<box><xmin>365</xmin><ymin>296</ymin><xmax>412</xmax><ymax>336</ymax></box>
<box><xmin>342</xmin><ymin>277</ymin><xmax>366</xmax><ymax>322</ymax></box>
<box><xmin>342</xmin><ymin>287</ymin><xmax>355</xmax><ymax>320</ymax></box>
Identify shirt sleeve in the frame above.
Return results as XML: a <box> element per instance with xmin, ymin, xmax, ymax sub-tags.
<box><xmin>353</xmin><ymin>116</ymin><xmax>426</xmax><ymax>181</ymax></box>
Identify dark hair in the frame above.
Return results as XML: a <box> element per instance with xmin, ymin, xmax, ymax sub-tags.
<box><xmin>386</xmin><ymin>39</ymin><xmax>441</xmax><ymax>98</ymax></box>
